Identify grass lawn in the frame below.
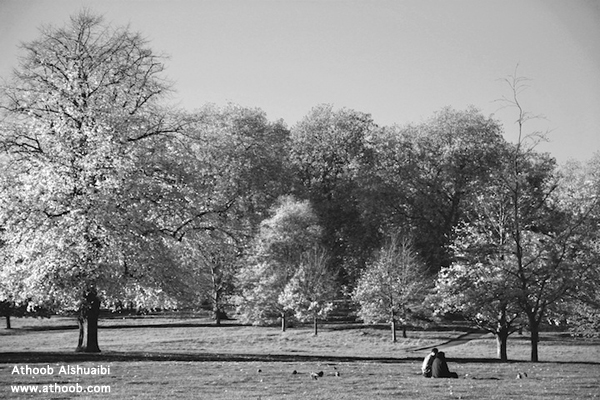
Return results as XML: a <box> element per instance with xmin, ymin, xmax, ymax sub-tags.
<box><xmin>1</xmin><ymin>316</ymin><xmax>599</xmax><ymax>399</ymax></box>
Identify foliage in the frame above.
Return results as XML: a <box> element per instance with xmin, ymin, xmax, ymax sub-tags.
<box><xmin>499</xmin><ymin>79</ymin><xmax>594</xmax><ymax>361</ymax></box>
<box><xmin>150</xmin><ymin>104</ymin><xmax>292</xmax><ymax>323</ymax></box>
<box><xmin>0</xmin><ymin>299</ymin><xmax>52</xmax><ymax>329</ymax></box>
<box><xmin>173</xmin><ymin>230</ymin><xmax>240</xmax><ymax>323</ymax></box>
<box><xmin>154</xmin><ymin>103</ymin><xmax>292</xmax><ymax>242</ymax></box>
<box><xmin>557</xmin><ymin>154</ymin><xmax>600</xmax><ymax>337</ymax></box>
<box><xmin>236</xmin><ymin>196</ymin><xmax>324</xmax><ymax>326</ymax></box>
<box><xmin>0</xmin><ymin>12</ymin><xmax>183</xmax><ymax>351</ymax></box>
<box><xmin>279</xmin><ymin>247</ymin><xmax>337</xmax><ymax>333</ymax></box>
<box><xmin>434</xmin><ymin>257</ymin><xmax>523</xmax><ymax>335</ymax></box>
<box><xmin>438</xmin><ymin>142</ymin><xmax>589</xmax><ymax>361</ymax></box>
<box><xmin>434</xmin><ymin>218</ymin><xmax>524</xmax><ymax>360</ymax></box>
<box><xmin>1</xmin><ymin>11</ymin><xmax>598</xmax><ymax>354</ymax></box>
<box><xmin>370</xmin><ymin>107</ymin><xmax>506</xmax><ymax>272</ymax></box>
<box><xmin>439</xmin><ymin>72</ymin><xmax>599</xmax><ymax>361</ymax></box>
<box><xmin>289</xmin><ymin>104</ymin><xmax>380</xmax><ymax>284</ymax></box>
<box><xmin>568</xmin><ymin>303</ymin><xmax>600</xmax><ymax>338</ymax></box>
<box><xmin>353</xmin><ymin>233</ymin><xmax>428</xmax><ymax>340</ymax></box>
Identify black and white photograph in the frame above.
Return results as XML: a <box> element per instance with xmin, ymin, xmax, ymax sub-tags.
<box><xmin>1</xmin><ymin>0</ymin><xmax>599</xmax><ymax>398</ymax></box>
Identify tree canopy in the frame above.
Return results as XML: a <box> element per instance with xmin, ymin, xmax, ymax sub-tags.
<box><xmin>0</xmin><ymin>12</ymin><xmax>183</xmax><ymax>351</ymax></box>
<box><xmin>1</xmin><ymin>11</ymin><xmax>599</xmax><ymax>355</ymax></box>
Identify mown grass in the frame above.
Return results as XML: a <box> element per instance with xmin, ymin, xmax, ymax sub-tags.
<box><xmin>1</xmin><ymin>316</ymin><xmax>599</xmax><ymax>399</ymax></box>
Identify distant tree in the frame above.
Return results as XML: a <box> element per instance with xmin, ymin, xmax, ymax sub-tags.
<box><xmin>174</xmin><ymin>230</ymin><xmax>240</xmax><ymax>325</ymax></box>
<box><xmin>279</xmin><ymin>247</ymin><xmax>337</xmax><ymax>336</ymax></box>
<box><xmin>370</xmin><ymin>107</ymin><xmax>506</xmax><ymax>273</ymax></box>
<box><xmin>175</xmin><ymin>104</ymin><xmax>292</xmax><ymax>234</ymax></box>
<box><xmin>289</xmin><ymin>104</ymin><xmax>380</xmax><ymax>284</ymax></box>
<box><xmin>353</xmin><ymin>233</ymin><xmax>428</xmax><ymax>342</ymax></box>
<box><xmin>567</xmin><ymin>302</ymin><xmax>600</xmax><ymax>338</ymax></box>
<box><xmin>236</xmin><ymin>196</ymin><xmax>323</xmax><ymax>331</ymax></box>
<box><xmin>153</xmin><ymin>104</ymin><xmax>292</xmax><ymax>324</ymax></box>
<box><xmin>0</xmin><ymin>299</ymin><xmax>52</xmax><ymax>329</ymax></box>
<box><xmin>0</xmin><ymin>12</ymin><xmax>183</xmax><ymax>352</ymax></box>
<box><xmin>0</xmin><ymin>300</ymin><xmax>26</xmax><ymax>329</ymax></box>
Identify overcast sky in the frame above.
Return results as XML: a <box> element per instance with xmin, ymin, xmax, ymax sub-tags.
<box><xmin>1</xmin><ymin>0</ymin><xmax>599</xmax><ymax>163</ymax></box>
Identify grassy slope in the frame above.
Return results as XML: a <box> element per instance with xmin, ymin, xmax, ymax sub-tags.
<box><xmin>1</xmin><ymin>316</ymin><xmax>599</xmax><ymax>399</ymax></box>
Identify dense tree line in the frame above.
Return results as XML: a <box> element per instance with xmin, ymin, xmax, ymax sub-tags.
<box><xmin>1</xmin><ymin>13</ymin><xmax>598</xmax><ymax>361</ymax></box>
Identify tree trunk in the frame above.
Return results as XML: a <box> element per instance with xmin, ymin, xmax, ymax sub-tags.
<box><xmin>76</xmin><ymin>289</ymin><xmax>101</xmax><ymax>353</ymax></box>
<box><xmin>528</xmin><ymin>314</ymin><xmax>540</xmax><ymax>362</ymax></box>
<box><xmin>313</xmin><ymin>313</ymin><xmax>318</xmax><ymax>336</ymax></box>
<box><xmin>213</xmin><ymin>289</ymin><xmax>222</xmax><ymax>325</ymax></box>
<box><xmin>5</xmin><ymin>315</ymin><xmax>11</xmax><ymax>329</ymax></box>
<box><xmin>496</xmin><ymin>307</ymin><xmax>509</xmax><ymax>361</ymax></box>
<box><xmin>496</xmin><ymin>331</ymin><xmax>509</xmax><ymax>361</ymax></box>
<box><xmin>77</xmin><ymin>316</ymin><xmax>85</xmax><ymax>349</ymax></box>
<box><xmin>390</xmin><ymin>310</ymin><xmax>397</xmax><ymax>342</ymax></box>
<box><xmin>281</xmin><ymin>312</ymin><xmax>286</xmax><ymax>332</ymax></box>
<box><xmin>213</xmin><ymin>305</ymin><xmax>222</xmax><ymax>326</ymax></box>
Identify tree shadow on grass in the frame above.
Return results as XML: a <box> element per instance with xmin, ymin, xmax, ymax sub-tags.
<box><xmin>1</xmin><ymin>351</ymin><xmax>598</xmax><ymax>365</ymax></box>
<box><xmin>2</xmin><ymin>322</ymin><xmax>245</xmax><ymax>333</ymax></box>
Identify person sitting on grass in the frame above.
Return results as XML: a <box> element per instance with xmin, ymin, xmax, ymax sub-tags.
<box><xmin>431</xmin><ymin>351</ymin><xmax>458</xmax><ymax>378</ymax></box>
<box><xmin>421</xmin><ymin>348</ymin><xmax>438</xmax><ymax>377</ymax></box>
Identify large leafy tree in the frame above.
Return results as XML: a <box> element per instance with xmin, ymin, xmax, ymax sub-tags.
<box><xmin>0</xmin><ymin>12</ymin><xmax>182</xmax><ymax>352</ymax></box>
<box><xmin>497</xmin><ymin>75</ymin><xmax>592</xmax><ymax>362</ymax></box>
<box><xmin>444</xmin><ymin>74</ymin><xmax>597</xmax><ymax>362</ymax></box>
<box><xmin>439</xmin><ymin>144</ymin><xmax>586</xmax><ymax>362</ymax></box>
<box><xmin>434</xmin><ymin>218</ymin><xmax>524</xmax><ymax>361</ymax></box>
<box><xmin>371</xmin><ymin>107</ymin><xmax>506</xmax><ymax>272</ymax></box>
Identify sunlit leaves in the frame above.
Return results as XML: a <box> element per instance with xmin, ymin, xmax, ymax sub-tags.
<box><xmin>279</xmin><ymin>247</ymin><xmax>337</xmax><ymax>324</ymax></box>
<box><xmin>0</xmin><ymin>11</ymin><xmax>177</xmax><ymax>313</ymax></box>
<box><xmin>353</xmin><ymin>234</ymin><xmax>427</xmax><ymax>328</ymax></box>
<box><xmin>236</xmin><ymin>197</ymin><xmax>324</xmax><ymax>326</ymax></box>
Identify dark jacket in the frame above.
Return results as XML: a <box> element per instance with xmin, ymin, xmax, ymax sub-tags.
<box><xmin>431</xmin><ymin>352</ymin><xmax>455</xmax><ymax>378</ymax></box>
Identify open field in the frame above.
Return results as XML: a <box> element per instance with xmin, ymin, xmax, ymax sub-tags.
<box><xmin>1</xmin><ymin>316</ymin><xmax>599</xmax><ymax>399</ymax></box>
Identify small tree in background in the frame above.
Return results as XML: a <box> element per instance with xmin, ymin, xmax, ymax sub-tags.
<box><xmin>279</xmin><ymin>247</ymin><xmax>337</xmax><ymax>336</ymax></box>
<box><xmin>173</xmin><ymin>230</ymin><xmax>240</xmax><ymax>325</ymax></box>
<box><xmin>236</xmin><ymin>196</ymin><xmax>322</xmax><ymax>331</ymax></box>
<box><xmin>353</xmin><ymin>233</ymin><xmax>428</xmax><ymax>342</ymax></box>
<box><xmin>0</xmin><ymin>300</ymin><xmax>23</xmax><ymax>329</ymax></box>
